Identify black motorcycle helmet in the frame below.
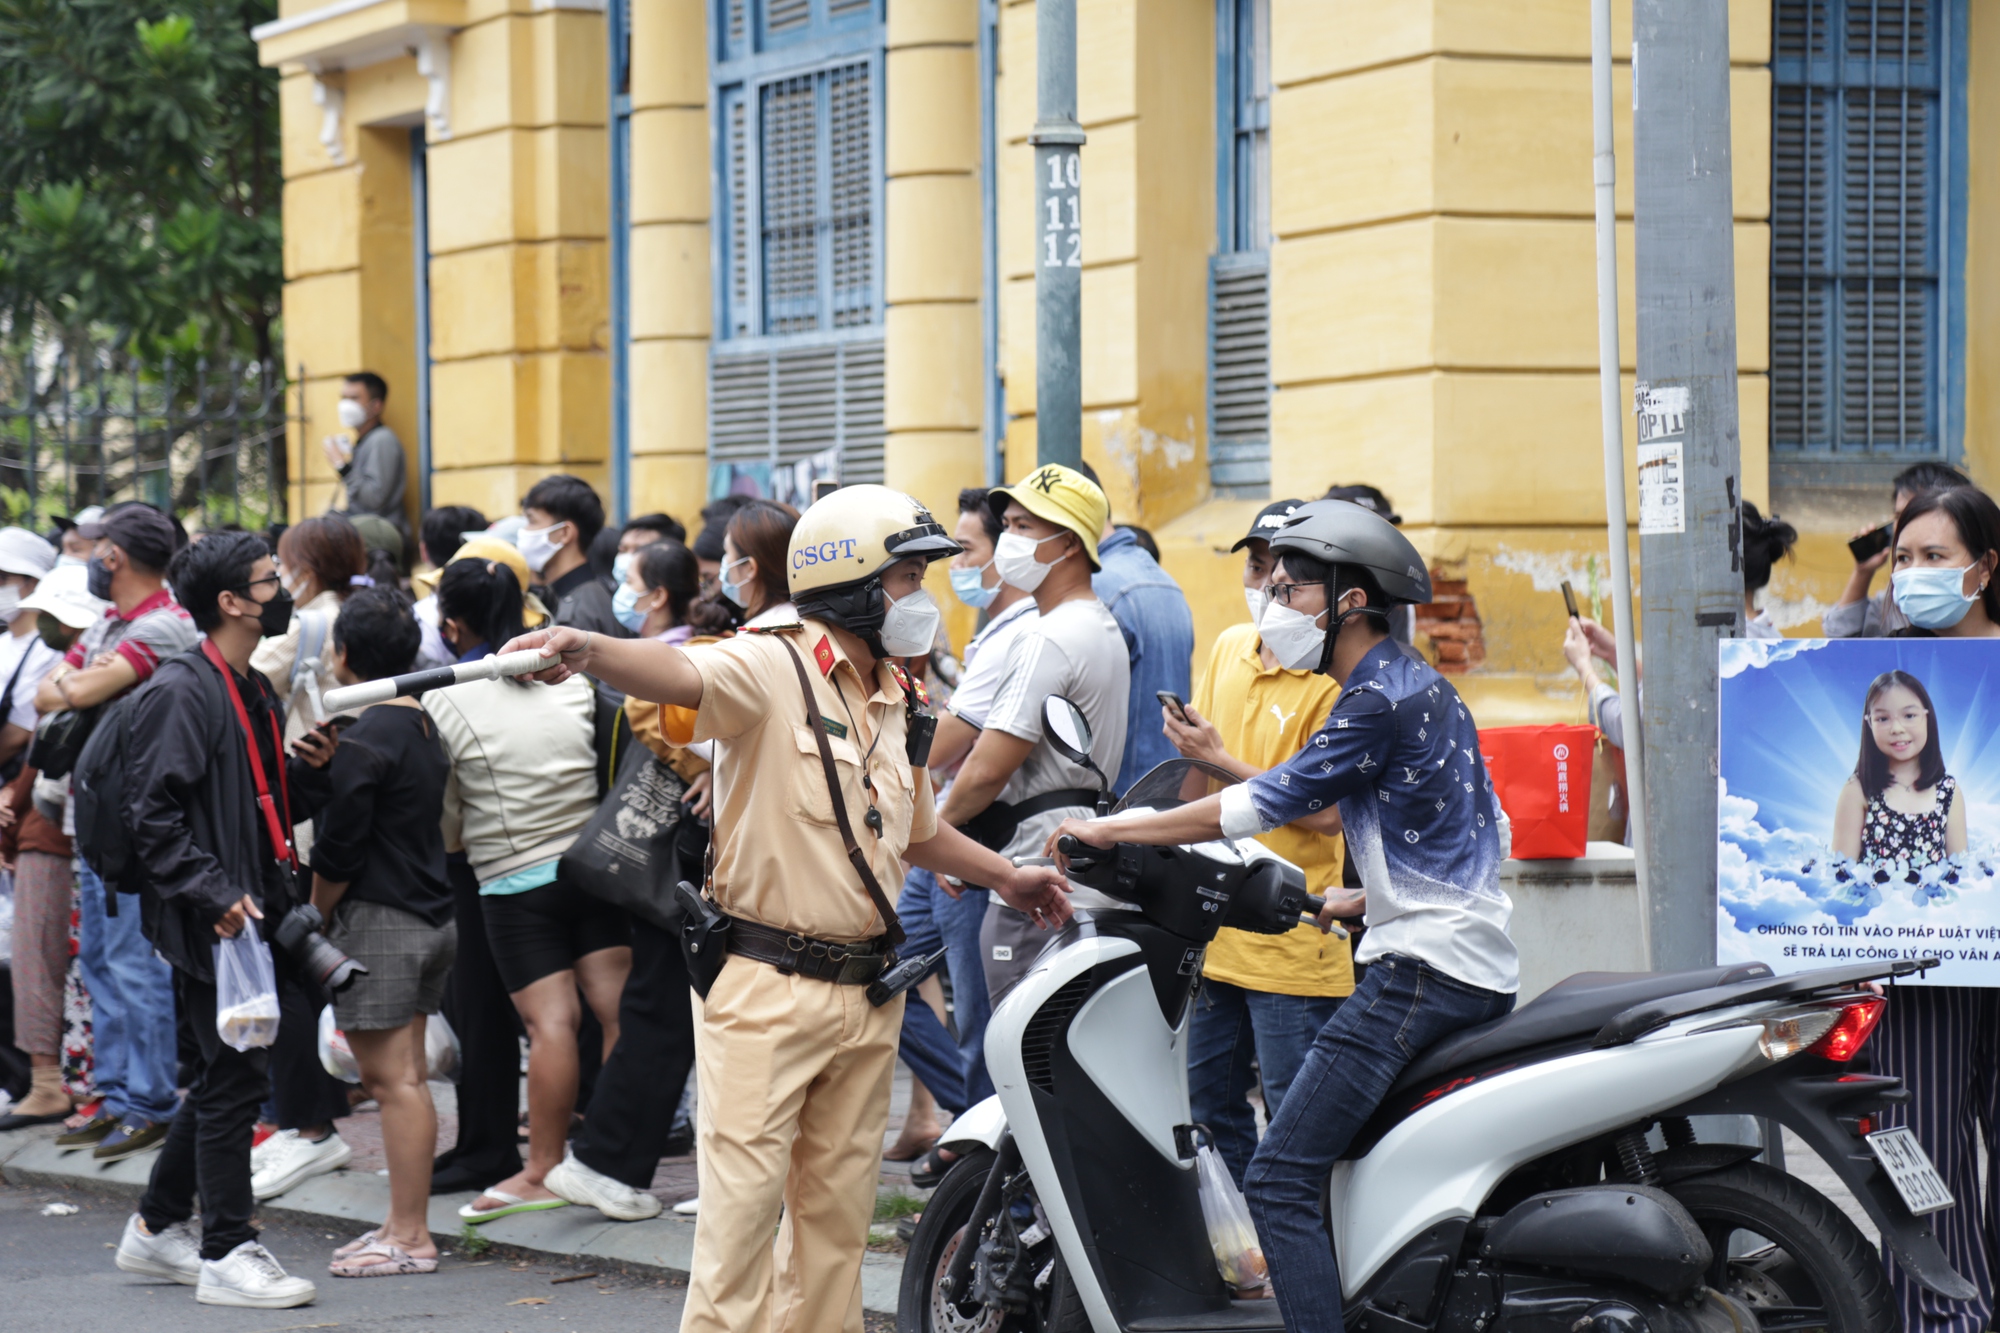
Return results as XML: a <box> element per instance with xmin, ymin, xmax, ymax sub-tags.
<box><xmin>1268</xmin><ymin>499</ymin><xmax>1432</xmax><ymax>675</ymax></box>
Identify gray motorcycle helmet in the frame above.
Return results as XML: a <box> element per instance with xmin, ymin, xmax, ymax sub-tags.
<box><xmin>1269</xmin><ymin>499</ymin><xmax>1431</xmax><ymax>674</ymax></box>
<box><xmin>1270</xmin><ymin>498</ymin><xmax>1432</xmax><ymax>604</ymax></box>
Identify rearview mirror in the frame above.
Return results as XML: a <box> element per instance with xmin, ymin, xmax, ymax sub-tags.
<box><xmin>1043</xmin><ymin>695</ymin><xmax>1093</xmax><ymax>765</ymax></box>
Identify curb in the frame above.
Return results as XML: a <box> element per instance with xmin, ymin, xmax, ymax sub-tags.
<box><xmin>0</xmin><ymin>1125</ymin><xmax>907</xmax><ymax>1314</ymax></box>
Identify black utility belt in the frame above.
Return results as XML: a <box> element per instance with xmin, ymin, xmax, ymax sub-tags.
<box><xmin>727</xmin><ymin>918</ymin><xmax>891</xmax><ymax>986</ymax></box>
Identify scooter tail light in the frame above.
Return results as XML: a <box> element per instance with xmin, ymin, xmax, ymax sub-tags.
<box><xmin>1757</xmin><ymin>1008</ymin><xmax>1840</xmax><ymax>1061</ymax></box>
<box><xmin>1804</xmin><ymin>997</ymin><xmax>1885</xmax><ymax>1063</ymax></box>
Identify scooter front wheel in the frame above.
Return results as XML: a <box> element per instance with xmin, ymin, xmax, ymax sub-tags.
<box><xmin>1667</xmin><ymin>1161</ymin><xmax>1897</xmax><ymax>1333</ymax></box>
<box><xmin>897</xmin><ymin>1150</ymin><xmax>1089</xmax><ymax>1333</ymax></box>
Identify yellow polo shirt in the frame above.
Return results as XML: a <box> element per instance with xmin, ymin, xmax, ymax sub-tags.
<box><xmin>1195</xmin><ymin>622</ymin><xmax>1354</xmax><ymax>998</ymax></box>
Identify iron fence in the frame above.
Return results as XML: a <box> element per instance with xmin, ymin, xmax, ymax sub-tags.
<box><xmin>0</xmin><ymin>348</ymin><xmax>289</xmax><ymax>532</ymax></box>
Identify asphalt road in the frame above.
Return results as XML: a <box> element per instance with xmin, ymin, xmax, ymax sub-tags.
<box><xmin>0</xmin><ymin>1179</ymin><xmax>693</xmax><ymax>1333</ymax></box>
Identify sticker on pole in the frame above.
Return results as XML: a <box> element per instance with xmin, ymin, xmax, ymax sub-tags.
<box><xmin>1634</xmin><ymin>382</ymin><xmax>1689</xmax><ymax>536</ymax></box>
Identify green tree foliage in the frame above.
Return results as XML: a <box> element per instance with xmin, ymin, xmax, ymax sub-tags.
<box><xmin>0</xmin><ymin>0</ymin><xmax>279</xmax><ymax>360</ymax></box>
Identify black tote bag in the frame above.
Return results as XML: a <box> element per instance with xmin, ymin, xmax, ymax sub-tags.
<box><xmin>560</xmin><ymin>752</ymin><xmax>708</xmax><ymax>932</ymax></box>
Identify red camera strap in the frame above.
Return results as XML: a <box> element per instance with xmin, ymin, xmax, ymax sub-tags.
<box><xmin>201</xmin><ymin>639</ymin><xmax>297</xmax><ymax>871</ymax></box>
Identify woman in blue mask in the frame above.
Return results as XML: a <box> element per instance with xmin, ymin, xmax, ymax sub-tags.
<box><xmin>717</xmin><ymin>500</ymin><xmax>798</xmax><ymax>630</ymax></box>
<box><xmin>1870</xmin><ymin>482</ymin><xmax>2000</xmax><ymax>1333</ymax></box>
<box><xmin>1887</xmin><ymin>485</ymin><xmax>2000</xmax><ymax>638</ymax></box>
<box><xmin>612</xmin><ymin>540</ymin><xmax>702</xmax><ymax>644</ymax></box>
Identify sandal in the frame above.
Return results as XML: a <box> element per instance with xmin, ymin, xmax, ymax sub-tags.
<box><xmin>909</xmin><ymin>1144</ymin><xmax>957</xmax><ymax>1190</ymax></box>
<box><xmin>332</xmin><ymin>1229</ymin><xmax>379</xmax><ymax>1258</ymax></box>
<box><xmin>457</xmin><ymin>1189</ymin><xmax>570</xmax><ymax>1224</ymax></box>
<box><xmin>329</xmin><ymin>1238</ymin><xmax>439</xmax><ymax>1277</ymax></box>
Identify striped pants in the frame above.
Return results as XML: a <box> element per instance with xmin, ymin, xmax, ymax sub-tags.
<box><xmin>1871</xmin><ymin>985</ymin><xmax>2000</xmax><ymax>1333</ymax></box>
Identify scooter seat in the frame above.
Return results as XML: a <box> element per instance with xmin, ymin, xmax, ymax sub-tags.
<box><xmin>1387</xmin><ymin>962</ymin><xmax>1774</xmax><ymax>1099</ymax></box>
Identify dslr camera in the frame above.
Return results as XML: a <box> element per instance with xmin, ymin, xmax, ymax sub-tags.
<box><xmin>273</xmin><ymin>904</ymin><xmax>367</xmax><ymax>993</ymax></box>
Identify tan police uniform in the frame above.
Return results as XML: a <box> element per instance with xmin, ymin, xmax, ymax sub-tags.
<box><xmin>679</xmin><ymin>615</ymin><xmax>936</xmax><ymax>1333</ymax></box>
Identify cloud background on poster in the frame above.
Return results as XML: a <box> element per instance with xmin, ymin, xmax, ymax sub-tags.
<box><xmin>1717</xmin><ymin>639</ymin><xmax>2000</xmax><ymax>984</ymax></box>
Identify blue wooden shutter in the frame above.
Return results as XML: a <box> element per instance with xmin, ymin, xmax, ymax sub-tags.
<box><xmin>1209</xmin><ymin>0</ymin><xmax>1271</xmax><ymax>498</ymax></box>
<box><xmin>1771</xmin><ymin>0</ymin><xmax>1942</xmax><ymax>458</ymax></box>
<box><xmin>708</xmin><ymin>5</ymin><xmax>884</xmax><ymax>496</ymax></box>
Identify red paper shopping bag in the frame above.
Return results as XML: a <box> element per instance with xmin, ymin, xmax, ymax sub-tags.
<box><xmin>1477</xmin><ymin>725</ymin><xmax>1597</xmax><ymax>860</ymax></box>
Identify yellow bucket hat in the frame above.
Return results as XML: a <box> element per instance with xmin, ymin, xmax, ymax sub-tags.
<box><xmin>988</xmin><ymin>463</ymin><xmax>1110</xmax><ymax>571</ymax></box>
<box><xmin>447</xmin><ymin>536</ymin><xmax>550</xmax><ymax>629</ymax></box>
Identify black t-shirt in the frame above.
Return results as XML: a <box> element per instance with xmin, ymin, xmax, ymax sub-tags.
<box><xmin>309</xmin><ymin>703</ymin><xmax>453</xmax><ymax>926</ymax></box>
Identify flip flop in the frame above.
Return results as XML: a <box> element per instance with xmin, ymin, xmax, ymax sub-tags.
<box><xmin>332</xmin><ymin>1229</ymin><xmax>379</xmax><ymax>1258</ymax></box>
<box><xmin>909</xmin><ymin>1145</ymin><xmax>957</xmax><ymax>1190</ymax></box>
<box><xmin>457</xmin><ymin>1190</ymin><xmax>570</xmax><ymax>1224</ymax></box>
<box><xmin>329</xmin><ymin>1238</ymin><xmax>439</xmax><ymax>1277</ymax></box>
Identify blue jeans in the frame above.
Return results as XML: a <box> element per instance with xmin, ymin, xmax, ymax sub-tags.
<box><xmin>1245</xmin><ymin>954</ymin><xmax>1514</xmax><ymax>1333</ymax></box>
<box><xmin>77</xmin><ymin>861</ymin><xmax>180</xmax><ymax>1125</ymax></box>
<box><xmin>896</xmin><ymin>868</ymin><xmax>994</xmax><ymax>1113</ymax></box>
<box><xmin>1190</xmin><ymin>979</ymin><xmax>1343</xmax><ymax>1187</ymax></box>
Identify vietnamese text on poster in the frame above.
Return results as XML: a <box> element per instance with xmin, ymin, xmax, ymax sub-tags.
<box><xmin>1717</xmin><ymin>638</ymin><xmax>2000</xmax><ymax>986</ymax></box>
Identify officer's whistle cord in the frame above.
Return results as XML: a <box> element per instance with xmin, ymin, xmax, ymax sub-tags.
<box><xmin>828</xmin><ymin>673</ymin><xmax>885</xmax><ymax>835</ymax></box>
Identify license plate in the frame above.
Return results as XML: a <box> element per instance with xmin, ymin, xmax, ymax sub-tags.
<box><xmin>1867</xmin><ymin>1127</ymin><xmax>1956</xmax><ymax>1216</ymax></box>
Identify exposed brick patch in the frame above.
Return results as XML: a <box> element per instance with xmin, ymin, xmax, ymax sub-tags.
<box><xmin>1415</xmin><ymin>571</ymin><xmax>1485</xmax><ymax>674</ymax></box>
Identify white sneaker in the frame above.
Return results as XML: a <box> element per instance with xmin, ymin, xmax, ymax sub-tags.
<box><xmin>250</xmin><ymin>1130</ymin><xmax>352</xmax><ymax>1200</ymax></box>
<box><xmin>196</xmin><ymin>1241</ymin><xmax>317</xmax><ymax>1308</ymax></box>
<box><xmin>115</xmin><ymin>1212</ymin><xmax>202</xmax><ymax>1285</ymax></box>
<box><xmin>672</xmin><ymin>1196</ymin><xmax>700</xmax><ymax>1216</ymax></box>
<box><xmin>544</xmin><ymin>1149</ymin><xmax>663</xmax><ymax>1221</ymax></box>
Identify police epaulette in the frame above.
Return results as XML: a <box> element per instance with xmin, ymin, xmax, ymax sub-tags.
<box><xmin>740</xmin><ymin>620</ymin><xmax>804</xmax><ymax>635</ymax></box>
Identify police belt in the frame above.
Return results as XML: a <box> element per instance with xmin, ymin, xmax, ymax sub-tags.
<box><xmin>958</xmin><ymin>787</ymin><xmax>1102</xmax><ymax>853</ymax></box>
<box><xmin>726</xmin><ymin>917</ymin><xmax>891</xmax><ymax>985</ymax></box>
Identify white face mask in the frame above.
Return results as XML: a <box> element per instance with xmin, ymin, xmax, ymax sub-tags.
<box><xmin>1243</xmin><ymin>584</ymin><xmax>1267</xmax><ymax>624</ymax></box>
<box><xmin>878</xmin><ymin>588</ymin><xmax>942</xmax><ymax>658</ymax></box>
<box><xmin>514</xmin><ymin>522</ymin><xmax>565</xmax><ymax>575</ymax></box>
<box><xmin>994</xmin><ymin>530</ymin><xmax>1070</xmax><ymax>593</ymax></box>
<box><xmin>0</xmin><ymin>584</ymin><xmax>20</xmax><ymax>624</ymax></box>
<box><xmin>336</xmin><ymin>398</ymin><xmax>369</xmax><ymax>431</ymax></box>
<box><xmin>1259</xmin><ymin>600</ymin><xmax>1328</xmax><ymax>671</ymax></box>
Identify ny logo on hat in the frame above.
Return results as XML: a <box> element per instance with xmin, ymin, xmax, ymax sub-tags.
<box><xmin>1030</xmin><ymin>467</ymin><xmax>1064</xmax><ymax>494</ymax></box>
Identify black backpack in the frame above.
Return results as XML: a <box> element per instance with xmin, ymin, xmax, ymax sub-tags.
<box><xmin>73</xmin><ymin>652</ymin><xmax>222</xmax><ymax>893</ymax></box>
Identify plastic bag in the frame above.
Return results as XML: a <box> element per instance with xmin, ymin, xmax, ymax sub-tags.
<box><xmin>213</xmin><ymin>931</ymin><xmax>280</xmax><ymax>1051</ymax></box>
<box><xmin>1195</xmin><ymin>1133</ymin><xmax>1268</xmax><ymax>1295</ymax></box>
<box><xmin>318</xmin><ymin>1004</ymin><xmax>463</xmax><ymax>1084</ymax></box>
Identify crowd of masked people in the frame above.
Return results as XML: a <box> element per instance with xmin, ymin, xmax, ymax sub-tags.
<box><xmin>0</xmin><ymin>444</ymin><xmax>1477</xmax><ymax>1318</ymax></box>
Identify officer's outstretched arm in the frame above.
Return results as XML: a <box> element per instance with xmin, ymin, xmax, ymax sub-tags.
<box><xmin>500</xmin><ymin>627</ymin><xmax>704</xmax><ymax>708</ymax></box>
<box><xmin>906</xmin><ymin>823</ymin><xmax>1074</xmax><ymax>929</ymax></box>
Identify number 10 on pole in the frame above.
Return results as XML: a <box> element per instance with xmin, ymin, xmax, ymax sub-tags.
<box><xmin>1042</xmin><ymin>152</ymin><xmax>1081</xmax><ymax>268</ymax></box>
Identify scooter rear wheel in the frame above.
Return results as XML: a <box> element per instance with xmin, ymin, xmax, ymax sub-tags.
<box><xmin>1666</xmin><ymin>1161</ymin><xmax>1897</xmax><ymax>1333</ymax></box>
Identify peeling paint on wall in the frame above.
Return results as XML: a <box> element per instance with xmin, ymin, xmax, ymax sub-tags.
<box><xmin>1490</xmin><ymin>545</ymin><xmax>1637</xmax><ymax>596</ymax></box>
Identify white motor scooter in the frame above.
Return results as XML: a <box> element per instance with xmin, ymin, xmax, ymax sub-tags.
<box><xmin>899</xmin><ymin>696</ymin><xmax>1969</xmax><ymax>1333</ymax></box>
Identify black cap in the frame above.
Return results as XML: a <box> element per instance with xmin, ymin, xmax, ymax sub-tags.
<box><xmin>77</xmin><ymin>502</ymin><xmax>178</xmax><ymax>572</ymax></box>
<box><xmin>1322</xmin><ymin>484</ymin><xmax>1401</xmax><ymax>526</ymax></box>
<box><xmin>1230</xmin><ymin>499</ymin><xmax>1305</xmax><ymax>553</ymax></box>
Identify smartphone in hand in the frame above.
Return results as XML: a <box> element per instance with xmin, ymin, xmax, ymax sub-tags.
<box><xmin>1560</xmin><ymin>580</ymin><xmax>1580</xmax><ymax>620</ymax></box>
<box><xmin>1848</xmin><ymin>524</ymin><xmax>1893</xmax><ymax>564</ymax></box>
<box><xmin>1156</xmin><ymin>689</ymin><xmax>1189</xmax><ymax>724</ymax></box>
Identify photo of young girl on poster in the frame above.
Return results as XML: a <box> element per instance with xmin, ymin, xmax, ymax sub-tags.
<box><xmin>1832</xmin><ymin>670</ymin><xmax>1966</xmax><ymax>871</ymax></box>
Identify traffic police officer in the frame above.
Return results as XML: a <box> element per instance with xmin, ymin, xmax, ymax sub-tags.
<box><xmin>508</xmin><ymin>485</ymin><xmax>1073</xmax><ymax>1333</ymax></box>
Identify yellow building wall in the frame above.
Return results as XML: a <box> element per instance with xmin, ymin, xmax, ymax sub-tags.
<box><xmin>1150</xmin><ymin>0</ymin><xmax>1779</xmax><ymax>731</ymax></box>
<box><xmin>627</xmin><ymin>0</ymin><xmax>711</xmax><ymax>517</ymax></box>
<box><xmin>994</xmin><ymin>0</ymin><xmax>1214</xmax><ymax>530</ymax></box>
<box><xmin>268</xmin><ymin>3</ymin><xmax>614</xmax><ymax>536</ymax></box>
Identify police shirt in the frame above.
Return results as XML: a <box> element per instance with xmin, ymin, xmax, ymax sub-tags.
<box><xmin>686</xmin><ymin>617</ymin><xmax>936</xmax><ymax>941</ymax></box>
<box><xmin>1217</xmin><ymin>649</ymin><xmax>1519</xmax><ymax>994</ymax></box>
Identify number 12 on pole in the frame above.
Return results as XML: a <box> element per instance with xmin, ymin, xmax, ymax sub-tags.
<box><xmin>1042</xmin><ymin>152</ymin><xmax>1081</xmax><ymax>268</ymax></box>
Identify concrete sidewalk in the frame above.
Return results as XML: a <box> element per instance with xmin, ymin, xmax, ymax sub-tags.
<box><xmin>0</xmin><ymin>1123</ymin><xmax>909</xmax><ymax>1314</ymax></box>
